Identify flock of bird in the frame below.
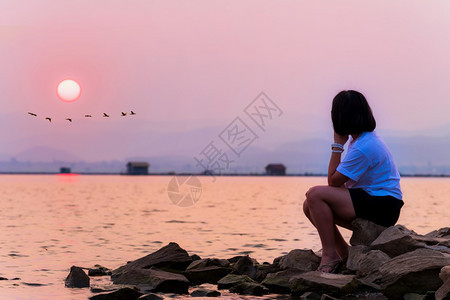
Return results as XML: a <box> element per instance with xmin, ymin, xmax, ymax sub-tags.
<box><xmin>27</xmin><ymin>111</ymin><xmax>136</xmax><ymax>123</ymax></box>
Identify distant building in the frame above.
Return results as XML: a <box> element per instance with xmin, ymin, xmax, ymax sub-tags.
<box><xmin>265</xmin><ymin>164</ymin><xmax>286</xmax><ymax>176</ymax></box>
<box><xmin>60</xmin><ymin>167</ymin><xmax>71</xmax><ymax>174</ymax></box>
<box><xmin>126</xmin><ymin>162</ymin><xmax>149</xmax><ymax>175</ymax></box>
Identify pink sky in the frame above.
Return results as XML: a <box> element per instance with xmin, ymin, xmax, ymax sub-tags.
<box><xmin>1</xmin><ymin>1</ymin><xmax>450</xmax><ymax>162</ymax></box>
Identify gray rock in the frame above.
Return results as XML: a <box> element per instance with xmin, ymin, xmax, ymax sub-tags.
<box><xmin>232</xmin><ymin>255</ymin><xmax>257</xmax><ymax>279</ymax></box>
<box><xmin>300</xmin><ymin>292</ymin><xmax>322</xmax><ymax>299</ymax></box>
<box><xmin>65</xmin><ymin>266</ymin><xmax>90</xmax><ymax>288</ymax></box>
<box><xmin>370</xmin><ymin>225</ymin><xmax>425</xmax><ymax>257</ymax></box>
<box><xmin>261</xmin><ymin>269</ymin><xmax>305</xmax><ymax>294</ymax></box>
<box><xmin>217</xmin><ymin>273</ymin><xmax>257</xmax><ymax>289</ymax></box>
<box><xmin>184</xmin><ymin>265</ymin><xmax>231</xmax><ymax>284</ymax></box>
<box><xmin>320</xmin><ymin>294</ymin><xmax>341</xmax><ymax>300</ymax></box>
<box><xmin>184</xmin><ymin>258</ymin><xmax>231</xmax><ymax>284</ymax></box>
<box><xmin>254</xmin><ymin>262</ymin><xmax>282</xmax><ymax>282</ymax></box>
<box><xmin>403</xmin><ymin>293</ymin><xmax>427</xmax><ymax>300</ymax></box>
<box><xmin>355</xmin><ymin>250</ymin><xmax>391</xmax><ymax>289</ymax></box>
<box><xmin>436</xmin><ymin>265</ymin><xmax>450</xmax><ymax>300</ymax></box>
<box><xmin>350</xmin><ymin>218</ymin><xmax>387</xmax><ymax>246</ymax></box>
<box><xmin>88</xmin><ymin>265</ymin><xmax>112</xmax><ymax>276</ymax></box>
<box><xmin>138</xmin><ymin>294</ymin><xmax>163</xmax><ymax>300</ymax></box>
<box><xmin>278</xmin><ymin>249</ymin><xmax>320</xmax><ymax>272</ymax></box>
<box><xmin>89</xmin><ymin>287</ymin><xmax>143</xmax><ymax>300</ymax></box>
<box><xmin>425</xmin><ymin>228</ymin><xmax>450</xmax><ymax>239</ymax></box>
<box><xmin>113</xmin><ymin>267</ymin><xmax>189</xmax><ymax>294</ymax></box>
<box><xmin>379</xmin><ymin>248</ymin><xmax>450</xmax><ymax>299</ymax></box>
<box><xmin>342</xmin><ymin>291</ymin><xmax>388</xmax><ymax>299</ymax></box>
<box><xmin>290</xmin><ymin>271</ymin><xmax>359</xmax><ymax>297</ymax></box>
<box><xmin>346</xmin><ymin>245</ymin><xmax>370</xmax><ymax>271</ymax></box>
<box><xmin>112</xmin><ymin>242</ymin><xmax>192</xmax><ymax>279</ymax></box>
<box><xmin>229</xmin><ymin>281</ymin><xmax>269</xmax><ymax>296</ymax></box>
<box><xmin>190</xmin><ymin>288</ymin><xmax>221</xmax><ymax>297</ymax></box>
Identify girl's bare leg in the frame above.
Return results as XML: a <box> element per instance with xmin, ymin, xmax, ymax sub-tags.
<box><xmin>303</xmin><ymin>185</ymin><xmax>356</xmax><ymax>271</ymax></box>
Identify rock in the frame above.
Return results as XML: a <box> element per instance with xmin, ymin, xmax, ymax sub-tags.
<box><xmin>425</xmin><ymin>228</ymin><xmax>450</xmax><ymax>239</ymax></box>
<box><xmin>88</xmin><ymin>265</ymin><xmax>112</xmax><ymax>276</ymax></box>
<box><xmin>112</xmin><ymin>242</ymin><xmax>192</xmax><ymax>279</ymax></box>
<box><xmin>370</xmin><ymin>225</ymin><xmax>425</xmax><ymax>257</ymax></box>
<box><xmin>190</xmin><ymin>254</ymin><xmax>202</xmax><ymax>261</ymax></box>
<box><xmin>300</xmin><ymin>292</ymin><xmax>322</xmax><ymax>299</ymax></box>
<box><xmin>350</xmin><ymin>218</ymin><xmax>387</xmax><ymax>246</ymax></box>
<box><xmin>261</xmin><ymin>269</ymin><xmax>305</xmax><ymax>293</ymax></box>
<box><xmin>254</xmin><ymin>262</ymin><xmax>282</xmax><ymax>282</ymax></box>
<box><xmin>113</xmin><ymin>267</ymin><xmax>189</xmax><ymax>294</ymax></box>
<box><xmin>184</xmin><ymin>258</ymin><xmax>231</xmax><ymax>284</ymax></box>
<box><xmin>436</xmin><ymin>265</ymin><xmax>450</xmax><ymax>300</ymax></box>
<box><xmin>217</xmin><ymin>273</ymin><xmax>257</xmax><ymax>289</ymax></box>
<box><xmin>65</xmin><ymin>266</ymin><xmax>90</xmax><ymax>288</ymax></box>
<box><xmin>320</xmin><ymin>294</ymin><xmax>341</xmax><ymax>300</ymax></box>
<box><xmin>190</xmin><ymin>288</ymin><xmax>221</xmax><ymax>297</ymax></box>
<box><xmin>278</xmin><ymin>249</ymin><xmax>320</xmax><ymax>272</ymax></box>
<box><xmin>346</xmin><ymin>245</ymin><xmax>370</xmax><ymax>271</ymax></box>
<box><xmin>232</xmin><ymin>255</ymin><xmax>257</xmax><ymax>279</ymax></box>
<box><xmin>343</xmin><ymin>291</ymin><xmax>388</xmax><ymax>299</ymax></box>
<box><xmin>229</xmin><ymin>282</ymin><xmax>269</xmax><ymax>296</ymax></box>
<box><xmin>290</xmin><ymin>272</ymin><xmax>359</xmax><ymax>297</ymax></box>
<box><xmin>403</xmin><ymin>293</ymin><xmax>427</xmax><ymax>300</ymax></box>
<box><xmin>355</xmin><ymin>250</ymin><xmax>391</xmax><ymax>289</ymax></box>
<box><xmin>89</xmin><ymin>287</ymin><xmax>143</xmax><ymax>300</ymax></box>
<box><xmin>378</xmin><ymin>248</ymin><xmax>450</xmax><ymax>299</ymax></box>
<box><xmin>138</xmin><ymin>294</ymin><xmax>163</xmax><ymax>300</ymax></box>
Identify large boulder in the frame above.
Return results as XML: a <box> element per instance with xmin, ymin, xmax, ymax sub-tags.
<box><xmin>112</xmin><ymin>242</ymin><xmax>192</xmax><ymax>279</ymax></box>
<box><xmin>217</xmin><ymin>274</ymin><xmax>257</xmax><ymax>289</ymax></box>
<box><xmin>277</xmin><ymin>249</ymin><xmax>320</xmax><ymax>272</ymax></box>
<box><xmin>350</xmin><ymin>218</ymin><xmax>387</xmax><ymax>246</ymax></box>
<box><xmin>355</xmin><ymin>250</ymin><xmax>391</xmax><ymax>289</ymax></box>
<box><xmin>231</xmin><ymin>255</ymin><xmax>257</xmax><ymax>279</ymax></box>
<box><xmin>113</xmin><ymin>267</ymin><xmax>189</xmax><ymax>294</ymax></box>
<box><xmin>89</xmin><ymin>287</ymin><xmax>143</xmax><ymax>300</ymax></box>
<box><xmin>435</xmin><ymin>265</ymin><xmax>450</xmax><ymax>300</ymax></box>
<box><xmin>290</xmin><ymin>272</ymin><xmax>359</xmax><ymax>297</ymax></box>
<box><xmin>370</xmin><ymin>225</ymin><xmax>425</xmax><ymax>257</ymax></box>
<box><xmin>184</xmin><ymin>258</ymin><xmax>231</xmax><ymax>284</ymax></box>
<box><xmin>190</xmin><ymin>288</ymin><xmax>221</xmax><ymax>297</ymax></box>
<box><xmin>379</xmin><ymin>248</ymin><xmax>450</xmax><ymax>299</ymax></box>
<box><xmin>261</xmin><ymin>269</ymin><xmax>306</xmax><ymax>294</ymax></box>
<box><xmin>346</xmin><ymin>245</ymin><xmax>370</xmax><ymax>271</ymax></box>
<box><xmin>229</xmin><ymin>282</ymin><xmax>269</xmax><ymax>296</ymax></box>
<box><xmin>65</xmin><ymin>266</ymin><xmax>90</xmax><ymax>288</ymax></box>
<box><xmin>254</xmin><ymin>262</ymin><xmax>282</xmax><ymax>282</ymax></box>
<box><xmin>425</xmin><ymin>228</ymin><xmax>450</xmax><ymax>239</ymax></box>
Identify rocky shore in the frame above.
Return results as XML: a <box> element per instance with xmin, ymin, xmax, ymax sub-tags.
<box><xmin>65</xmin><ymin>219</ymin><xmax>450</xmax><ymax>300</ymax></box>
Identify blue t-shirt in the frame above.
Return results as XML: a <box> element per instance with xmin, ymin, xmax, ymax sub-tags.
<box><xmin>336</xmin><ymin>131</ymin><xmax>403</xmax><ymax>200</ymax></box>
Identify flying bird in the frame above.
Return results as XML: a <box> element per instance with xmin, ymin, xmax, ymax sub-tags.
<box><xmin>103</xmin><ymin>113</ymin><xmax>109</xmax><ymax>117</ymax></box>
<box><xmin>130</xmin><ymin>111</ymin><xmax>136</xmax><ymax>115</ymax></box>
<box><xmin>66</xmin><ymin>118</ymin><xmax>72</xmax><ymax>122</ymax></box>
<box><xmin>121</xmin><ymin>112</ymin><xmax>127</xmax><ymax>116</ymax></box>
<box><xmin>45</xmin><ymin>117</ymin><xmax>52</xmax><ymax>123</ymax></box>
<box><xmin>28</xmin><ymin>112</ymin><xmax>37</xmax><ymax>117</ymax></box>
<box><xmin>85</xmin><ymin>114</ymin><xmax>92</xmax><ymax>118</ymax></box>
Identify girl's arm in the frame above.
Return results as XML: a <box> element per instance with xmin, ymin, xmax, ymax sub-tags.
<box><xmin>328</xmin><ymin>132</ymin><xmax>349</xmax><ymax>187</ymax></box>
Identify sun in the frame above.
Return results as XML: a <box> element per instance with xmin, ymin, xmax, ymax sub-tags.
<box><xmin>57</xmin><ymin>79</ymin><xmax>81</xmax><ymax>102</ymax></box>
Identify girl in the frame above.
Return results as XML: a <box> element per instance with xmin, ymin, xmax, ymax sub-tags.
<box><xmin>303</xmin><ymin>90</ymin><xmax>403</xmax><ymax>273</ymax></box>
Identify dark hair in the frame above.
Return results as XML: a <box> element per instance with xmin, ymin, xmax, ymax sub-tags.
<box><xmin>331</xmin><ymin>90</ymin><xmax>376</xmax><ymax>136</ymax></box>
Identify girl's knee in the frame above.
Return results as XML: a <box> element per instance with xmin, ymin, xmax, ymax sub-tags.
<box><xmin>306</xmin><ymin>185</ymin><xmax>327</xmax><ymax>200</ymax></box>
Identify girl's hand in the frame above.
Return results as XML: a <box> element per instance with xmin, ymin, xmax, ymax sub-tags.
<box><xmin>334</xmin><ymin>131</ymin><xmax>349</xmax><ymax>145</ymax></box>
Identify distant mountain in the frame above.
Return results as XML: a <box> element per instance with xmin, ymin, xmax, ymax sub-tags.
<box><xmin>14</xmin><ymin>146</ymin><xmax>81</xmax><ymax>162</ymax></box>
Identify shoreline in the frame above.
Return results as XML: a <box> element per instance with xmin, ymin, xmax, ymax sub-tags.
<box><xmin>0</xmin><ymin>172</ymin><xmax>449</xmax><ymax>177</ymax></box>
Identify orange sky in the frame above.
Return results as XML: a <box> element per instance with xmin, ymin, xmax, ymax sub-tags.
<box><xmin>1</xmin><ymin>0</ymin><xmax>450</xmax><ymax>162</ymax></box>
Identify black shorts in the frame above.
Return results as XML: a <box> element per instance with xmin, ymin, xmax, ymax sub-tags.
<box><xmin>349</xmin><ymin>188</ymin><xmax>404</xmax><ymax>227</ymax></box>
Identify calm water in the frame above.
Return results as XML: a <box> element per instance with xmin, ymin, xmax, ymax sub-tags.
<box><xmin>0</xmin><ymin>175</ymin><xmax>448</xmax><ymax>300</ymax></box>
